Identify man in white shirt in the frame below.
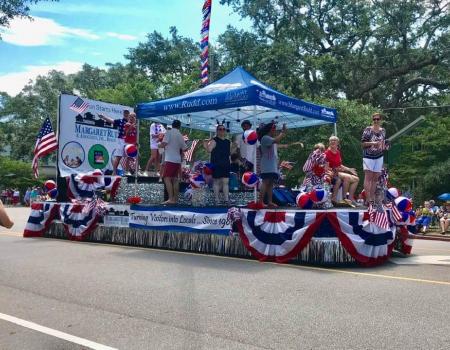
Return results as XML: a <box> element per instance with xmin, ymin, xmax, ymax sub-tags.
<box><xmin>144</xmin><ymin>121</ymin><xmax>166</xmax><ymax>176</ymax></box>
<box><xmin>160</xmin><ymin>120</ymin><xmax>187</xmax><ymax>204</ymax></box>
<box><xmin>236</xmin><ymin>120</ymin><xmax>257</xmax><ymax>171</ymax></box>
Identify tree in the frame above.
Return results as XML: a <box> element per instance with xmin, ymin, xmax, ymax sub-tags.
<box><xmin>219</xmin><ymin>0</ymin><xmax>449</xmax><ymax>108</ymax></box>
<box><xmin>388</xmin><ymin>113</ymin><xmax>450</xmax><ymax>198</ymax></box>
<box><xmin>126</xmin><ymin>27</ymin><xmax>200</xmax><ymax>91</ymax></box>
<box><xmin>0</xmin><ymin>156</ymin><xmax>39</xmax><ymax>191</ymax></box>
<box><xmin>0</xmin><ymin>1</ymin><xmax>57</xmax><ymax>33</ymax></box>
<box><xmin>0</xmin><ymin>70</ymin><xmax>74</xmax><ymax>161</ymax></box>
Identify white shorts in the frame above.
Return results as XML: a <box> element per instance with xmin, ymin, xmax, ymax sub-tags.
<box><xmin>363</xmin><ymin>157</ymin><xmax>383</xmax><ymax>172</ymax></box>
<box><xmin>113</xmin><ymin>138</ymin><xmax>126</xmax><ymax>157</ymax></box>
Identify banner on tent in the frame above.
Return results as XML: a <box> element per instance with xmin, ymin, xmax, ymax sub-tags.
<box><xmin>129</xmin><ymin>206</ymin><xmax>231</xmax><ymax>234</ymax></box>
<box><xmin>58</xmin><ymin>94</ymin><xmax>133</xmax><ymax>176</ymax></box>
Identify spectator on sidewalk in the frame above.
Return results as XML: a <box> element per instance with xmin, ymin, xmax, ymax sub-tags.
<box><xmin>24</xmin><ymin>187</ymin><xmax>31</xmax><ymax>206</ymax></box>
<box><xmin>12</xmin><ymin>189</ymin><xmax>20</xmax><ymax>206</ymax></box>
<box><xmin>416</xmin><ymin>201</ymin><xmax>433</xmax><ymax>234</ymax></box>
<box><xmin>438</xmin><ymin>202</ymin><xmax>450</xmax><ymax>235</ymax></box>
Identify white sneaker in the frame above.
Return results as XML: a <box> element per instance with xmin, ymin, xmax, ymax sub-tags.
<box><xmin>142</xmin><ymin>171</ymin><xmax>149</xmax><ymax>177</ymax></box>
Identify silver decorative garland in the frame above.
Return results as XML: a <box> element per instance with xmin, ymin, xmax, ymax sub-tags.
<box><xmin>114</xmin><ymin>181</ymin><xmax>255</xmax><ymax>206</ymax></box>
<box><xmin>46</xmin><ymin>223</ymin><xmax>355</xmax><ymax>265</ymax></box>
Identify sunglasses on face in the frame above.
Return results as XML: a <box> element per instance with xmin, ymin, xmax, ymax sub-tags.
<box><xmin>218</xmin><ymin>128</ymin><xmax>226</xmax><ymax>131</ymax></box>
<box><xmin>373</xmin><ymin>118</ymin><xmax>380</xmax><ymax>121</ymax></box>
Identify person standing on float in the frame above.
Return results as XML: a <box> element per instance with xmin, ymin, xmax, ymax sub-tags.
<box><xmin>144</xmin><ymin>121</ymin><xmax>166</xmax><ymax>176</ymax></box>
<box><xmin>160</xmin><ymin>120</ymin><xmax>187</xmax><ymax>205</ymax></box>
<box><xmin>258</xmin><ymin>122</ymin><xmax>287</xmax><ymax>208</ymax></box>
<box><xmin>204</xmin><ymin>125</ymin><xmax>231</xmax><ymax>205</ymax></box>
<box><xmin>99</xmin><ymin>109</ymin><xmax>130</xmax><ymax>176</ymax></box>
<box><xmin>236</xmin><ymin>120</ymin><xmax>257</xmax><ymax>171</ymax></box>
<box><xmin>361</xmin><ymin>112</ymin><xmax>390</xmax><ymax>205</ymax></box>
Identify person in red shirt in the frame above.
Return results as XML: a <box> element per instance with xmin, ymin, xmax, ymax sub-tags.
<box><xmin>325</xmin><ymin>136</ymin><xmax>359</xmax><ymax>205</ymax></box>
<box><xmin>123</xmin><ymin>112</ymin><xmax>138</xmax><ymax>175</ymax></box>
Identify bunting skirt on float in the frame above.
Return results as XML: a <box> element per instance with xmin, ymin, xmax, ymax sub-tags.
<box><xmin>45</xmin><ymin>222</ymin><xmax>356</xmax><ymax>265</ymax></box>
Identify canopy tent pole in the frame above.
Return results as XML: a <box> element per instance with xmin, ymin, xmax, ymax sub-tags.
<box><xmin>253</xmin><ymin>106</ymin><xmax>258</xmax><ymax>203</ymax></box>
<box><xmin>334</xmin><ymin>123</ymin><xmax>337</xmax><ymax>137</ymax></box>
<box><xmin>134</xmin><ymin>119</ymin><xmax>140</xmax><ymax>196</ymax></box>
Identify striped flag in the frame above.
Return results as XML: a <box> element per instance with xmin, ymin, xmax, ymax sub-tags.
<box><xmin>70</xmin><ymin>97</ymin><xmax>89</xmax><ymax>113</ymax></box>
<box><xmin>385</xmin><ymin>202</ymin><xmax>402</xmax><ymax>222</ymax></box>
<box><xmin>184</xmin><ymin>139</ymin><xmax>199</xmax><ymax>163</ymax></box>
<box><xmin>368</xmin><ymin>203</ymin><xmax>390</xmax><ymax>230</ymax></box>
<box><xmin>32</xmin><ymin>118</ymin><xmax>58</xmax><ymax>178</ymax></box>
<box><xmin>280</xmin><ymin>161</ymin><xmax>294</xmax><ymax>170</ymax></box>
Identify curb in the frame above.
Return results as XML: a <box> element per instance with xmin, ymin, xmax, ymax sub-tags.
<box><xmin>410</xmin><ymin>234</ymin><xmax>450</xmax><ymax>242</ymax></box>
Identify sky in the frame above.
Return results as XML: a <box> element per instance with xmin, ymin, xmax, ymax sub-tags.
<box><xmin>0</xmin><ymin>0</ymin><xmax>250</xmax><ymax>96</ymax></box>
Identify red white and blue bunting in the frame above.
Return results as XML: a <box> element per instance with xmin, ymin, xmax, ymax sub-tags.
<box><xmin>23</xmin><ymin>201</ymin><xmax>101</xmax><ymax>240</ymax></box>
<box><xmin>236</xmin><ymin>209</ymin><xmax>397</xmax><ymax>266</ymax></box>
<box><xmin>66</xmin><ymin>173</ymin><xmax>121</xmax><ymax>200</ymax></box>
<box><xmin>60</xmin><ymin>203</ymin><xmax>99</xmax><ymax>240</ymax></box>
<box><xmin>200</xmin><ymin>0</ymin><xmax>212</xmax><ymax>85</ymax></box>
<box><xmin>24</xmin><ymin>202</ymin><xmax>60</xmax><ymax>237</ymax></box>
<box><xmin>238</xmin><ymin>210</ymin><xmax>318</xmax><ymax>263</ymax></box>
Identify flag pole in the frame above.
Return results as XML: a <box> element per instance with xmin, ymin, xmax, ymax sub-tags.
<box><xmin>56</xmin><ymin>94</ymin><xmax>61</xmax><ymax>181</ymax></box>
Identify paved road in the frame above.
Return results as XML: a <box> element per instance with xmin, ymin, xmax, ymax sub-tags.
<box><xmin>1</xmin><ymin>207</ymin><xmax>449</xmax><ymax>349</ymax></box>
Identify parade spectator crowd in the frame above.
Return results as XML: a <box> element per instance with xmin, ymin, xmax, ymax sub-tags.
<box><xmin>416</xmin><ymin>200</ymin><xmax>450</xmax><ymax>235</ymax></box>
<box><xmin>0</xmin><ymin>186</ymin><xmax>49</xmax><ymax>207</ymax></box>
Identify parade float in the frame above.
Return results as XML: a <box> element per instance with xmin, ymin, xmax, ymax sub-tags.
<box><xmin>23</xmin><ymin>67</ymin><xmax>415</xmax><ymax>266</ymax></box>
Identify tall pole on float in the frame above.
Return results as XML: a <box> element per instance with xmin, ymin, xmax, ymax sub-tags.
<box><xmin>134</xmin><ymin>116</ymin><xmax>140</xmax><ymax>197</ymax></box>
<box><xmin>253</xmin><ymin>105</ymin><xmax>258</xmax><ymax>202</ymax></box>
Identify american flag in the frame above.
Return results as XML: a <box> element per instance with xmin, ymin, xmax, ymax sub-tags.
<box><xmin>280</xmin><ymin>161</ymin><xmax>294</xmax><ymax>170</ymax></box>
<box><xmin>184</xmin><ymin>139</ymin><xmax>199</xmax><ymax>163</ymax></box>
<box><xmin>70</xmin><ymin>97</ymin><xmax>89</xmax><ymax>113</ymax></box>
<box><xmin>368</xmin><ymin>203</ymin><xmax>390</xmax><ymax>230</ymax></box>
<box><xmin>32</xmin><ymin>118</ymin><xmax>58</xmax><ymax>178</ymax></box>
<box><xmin>385</xmin><ymin>202</ymin><xmax>402</xmax><ymax>222</ymax></box>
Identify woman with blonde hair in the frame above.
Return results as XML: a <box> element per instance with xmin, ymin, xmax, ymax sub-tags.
<box><xmin>325</xmin><ymin>136</ymin><xmax>359</xmax><ymax>205</ymax></box>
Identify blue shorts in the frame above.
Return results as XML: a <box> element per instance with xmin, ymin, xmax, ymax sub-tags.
<box><xmin>416</xmin><ymin>216</ymin><xmax>431</xmax><ymax>227</ymax></box>
<box><xmin>261</xmin><ymin>172</ymin><xmax>279</xmax><ymax>181</ymax></box>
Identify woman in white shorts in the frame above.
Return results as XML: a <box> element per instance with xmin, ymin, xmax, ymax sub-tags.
<box><xmin>361</xmin><ymin>113</ymin><xmax>390</xmax><ymax>204</ymax></box>
<box><xmin>144</xmin><ymin>122</ymin><xmax>166</xmax><ymax>176</ymax></box>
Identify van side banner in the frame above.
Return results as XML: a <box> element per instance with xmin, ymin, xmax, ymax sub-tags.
<box><xmin>58</xmin><ymin>94</ymin><xmax>132</xmax><ymax>177</ymax></box>
<box><xmin>129</xmin><ymin>206</ymin><xmax>231</xmax><ymax>235</ymax></box>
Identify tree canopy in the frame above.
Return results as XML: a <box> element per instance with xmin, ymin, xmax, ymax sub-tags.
<box><xmin>0</xmin><ymin>0</ymin><xmax>56</xmax><ymax>32</ymax></box>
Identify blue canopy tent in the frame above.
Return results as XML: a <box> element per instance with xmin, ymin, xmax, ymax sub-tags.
<box><xmin>136</xmin><ymin>67</ymin><xmax>337</xmax><ymax>133</ymax></box>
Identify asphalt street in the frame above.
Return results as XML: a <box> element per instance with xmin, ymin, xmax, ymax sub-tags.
<box><xmin>0</xmin><ymin>207</ymin><xmax>449</xmax><ymax>350</ymax></box>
